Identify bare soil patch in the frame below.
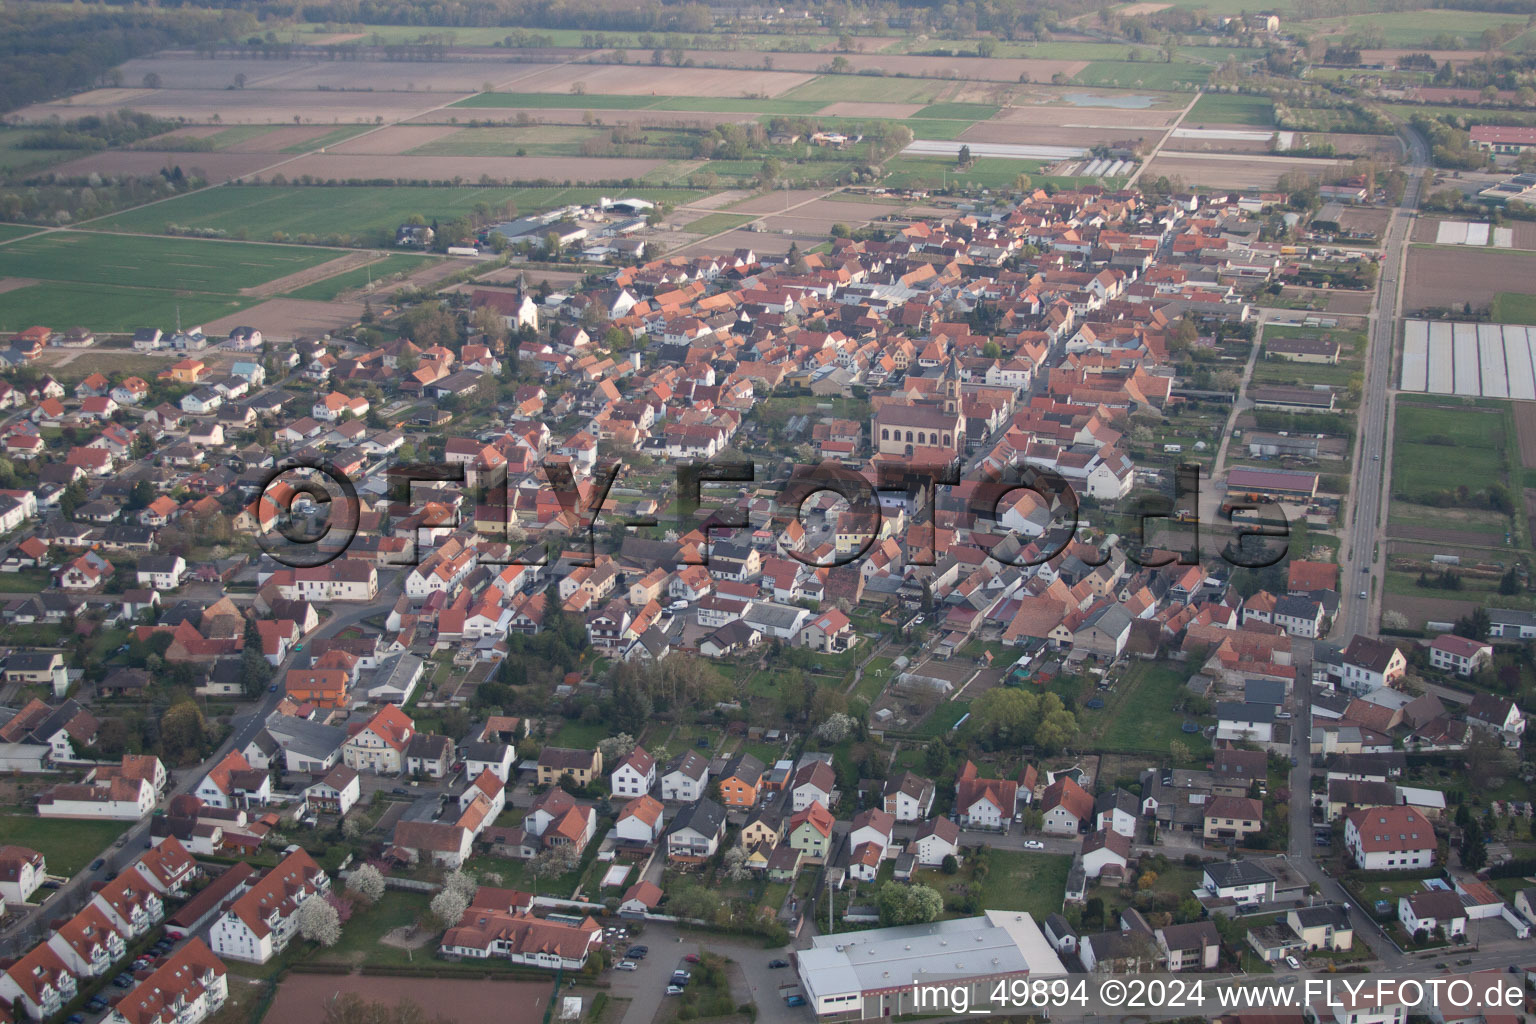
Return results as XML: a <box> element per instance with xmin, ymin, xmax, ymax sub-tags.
<box><xmin>140</xmin><ymin>125</ymin><xmax>226</xmax><ymax>146</ymax></box>
<box><xmin>1144</xmin><ymin>152</ymin><xmax>1352</xmax><ymax>190</ymax></box>
<box><xmin>1337</xmin><ymin>207</ymin><xmax>1392</xmax><ymax>237</ymax></box>
<box><xmin>203</xmin><ymin>297</ymin><xmax>364</xmax><ymax>343</ymax></box>
<box><xmin>1381</xmin><ymin>591</ymin><xmax>1483</xmax><ymax>630</ymax></box>
<box><xmin>1403</xmin><ymin>246</ymin><xmax>1536</xmax><ymax>311</ymax></box>
<box><xmin>378</xmin><ymin>925</ymin><xmax>431</xmax><ymax>950</ymax></box>
<box><xmin>412</xmin><ymin>108</ymin><xmax>752</xmax><ymax>129</ymax></box>
<box><xmin>686</xmin><ymin>227</ymin><xmax>798</xmax><ymax>257</ymax></box>
<box><xmin>727</xmin><ymin>189</ymin><xmax>827</xmax><ymax>214</ymax></box>
<box><xmin>328</xmin><ymin>125</ymin><xmax>460</xmax><ymax>154</ymax></box>
<box><xmin>597</xmin><ymin>48</ymin><xmax>1083</xmax><ymax>85</ymax></box>
<box><xmin>507</xmin><ymin>63</ymin><xmax>814</xmax><ymax>97</ymax></box>
<box><xmin>1359</xmin><ymin>48</ymin><xmax>1485</xmax><ymax>67</ymax></box>
<box><xmin>1512</xmin><ymin>401</ymin><xmax>1536</xmax><ymax>469</ymax></box>
<box><xmin>0</xmin><ymin>278</ymin><xmax>38</xmax><ymax>295</ymax></box>
<box><xmin>273</xmin><ymin>152</ymin><xmax>663</xmax><ymax>183</ymax></box>
<box><xmin>51</xmin><ymin>150</ymin><xmax>278</xmax><ymax>182</ymax></box>
<box><xmin>267</xmin><ymin>976</ymin><xmax>551</xmax><ymax>1024</ymax></box>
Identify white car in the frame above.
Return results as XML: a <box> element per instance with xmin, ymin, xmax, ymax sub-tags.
<box><xmin>616</xmin><ymin>961</ymin><xmax>638</xmax><ymax>971</ymax></box>
<box><xmin>1023</xmin><ymin>840</ymin><xmax>1045</xmax><ymax>850</ymax></box>
<box><xmin>1285</xmin><ymin>956</ymin><xmax>1301</xmax><ymax>970</ymax></box>
<box><xmin>666</xmin><ymin>986</ymin><xmax>685</xmax><ymax>996</ymax></box>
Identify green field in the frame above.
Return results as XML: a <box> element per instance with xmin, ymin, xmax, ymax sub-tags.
<box><xmin>882</xmin><ymin>155</ymin><xmax>1042</xmax><ymax>190</ymax></box>
<box><xmin>0</xmin><ymin>129</ymin><xmax>77</xmax><ymax>174</ymax></box>
<box><xmin>1074</xmin><ymin>60</ymin><xmax>1209</xmax><ymax>90</ymax></box>
<box><xmin>0</xmin><ymin>231</ymin><xmax>349</xmax><ymax>331</ymax></box>
<box><xmin>0</xmin><ymin>281</ymin><xmax>255</xmax><ymax>332</ymax></box>
<box><xmin>1391</xmin><ymin>396</ymin><xmax>1512</xmax><ymax>500</ymax></box>
<box><xmin>1298</xmin><ymin>9</ymin><xmax>1529</xmax><ymax>47</ymax></box>
<box><xmin>781</xmin><ymin>75</ymin><xmax>959</xmax><ymax>105</ymax></box>
<box><xmin>283</xmin><ymin>253</ymin><xmax>436</xmax><ymax>301</ymax></box>
<box><xmin>89</xmin><ymin>184</ymin><xmax>705</xmax><ymax>242</ymax></box>
<box><xmin>456</xmin><ymin>92</ymin><xmax>827</xmax><ymax>115</ymax></box>
<box><xmin>0</xmin><ymin>815</ymin><xmax>128</xmax><ymax>875</ymax></box>
<box><xmin>683</xmin><ymin>213</ymin><xmax>753</xmax><ymax>235</ymax></box>
<box><xmin>283</xmin><ymin>125</ymin><xmax>373</xmax><ymax>153</ymax></box>
<box><xmin>1493</xmin><ymin>292</ymin><xmax>1536</xmax><ymax>325</ymax></box>
<box><xmin>913</xmin><ymin>102</ymin><xmax>1000</xmax><ymax>121</ymax></box>
<box><xmin>0</xmin><ymin>223</ymin><xmax>38</xmax><ymax>243</ymax></box>
<box><xmin>914</xmin><ymin>850</ymin><xmax>1071</xmax><ymax>922</ymax></box>
<box><xmin>199</xmin><ymin>125</ymin><xmax>288</xmax><ymax>150</ymax></box>
<box><xmin>0</xmin><ymin>231</ymin><xmax>337</xmax><ymax>291</ymax></box>
<box><xmin>1189</xmin><ymin>92</ymin><xmax>1275</xmax><ymax>126</ymax></box>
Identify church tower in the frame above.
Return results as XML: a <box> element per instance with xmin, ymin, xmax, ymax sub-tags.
<box><xmin>943</xmin><ymin>354</ymin><xmax>961</xmax><ymax>415</ymax></box>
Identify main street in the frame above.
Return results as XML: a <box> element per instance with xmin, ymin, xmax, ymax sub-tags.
<box><xmin>1336</xmin><ymin>126</ymin><xmax>1431</xmax><ymax>640</ymax></box>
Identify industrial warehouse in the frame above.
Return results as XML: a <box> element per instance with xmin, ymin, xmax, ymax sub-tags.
<box><xmin>792</xmin><ymin>912</ymin><xmax>1066</xmax><ymax>1019</ymax></box>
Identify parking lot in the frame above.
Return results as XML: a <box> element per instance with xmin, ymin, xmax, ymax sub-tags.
<box><xmin>599</xmin><ymin>922</ymin><xmax>807</xmax><ymax>1024</ymax></box>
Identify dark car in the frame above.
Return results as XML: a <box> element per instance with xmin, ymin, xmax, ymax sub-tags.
<box><xmin>87</xmin><ymin>998</ymin><xmax>108</xmax><ymax>1012</ymax></box>
<box><xmin>41</xmin><ymin>880</ymin><xmax>61</xmax><ymax>889</ymax></box>
<box><xmin>113</xmin><ymin>973</ymin><xmax>134</xmax><ymax>988</ymax></box>
<box><xmin>625</xmin><ymin>946</ymin><xmax>647</xmax><ymax>959</ymax></box>
<box><xmin>392</xmin><ymin>787</ymin><xmax>408</xmax><ymax>795</ymax></box>
<box><xmin>90</xmin><ymin>858</ymin><xmax>105</xmax><ymax>871</ymax></box>
<box><xmin>768</xmin><ymin>960</ymin><xmax>789</xmax><ymax>969</ymax></box>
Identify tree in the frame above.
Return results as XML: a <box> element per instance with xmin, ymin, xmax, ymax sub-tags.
<box><xmin>721</xmin><ymin>846</ymin><xmax>751</xmax><ymax>881</ymax></box>
<box><xmin>297</xmin><ymin>895</ymin><xmax>341</xmax><ymax>946</ymax></box>
<box><xmin>1015</xmin><ymin>173</ymin><xmax>1033</xmax><ymax>193</ymax></box>
<box><xmin>597</xmin><ymin>733</ymin><xmax>636</xmax><ymax>764</ymax></box>
<box><xmin>429</xmin><ymin>889</ymin><xmax>468</xmax><ymax>929</ymax></box>
<box><xmin>815</xmin><ymin>713</ymin><xmax>855</xmax><ymax>743</ymax></box>
<box><xmin>1500</xmin><ymin>568</ymin><xmax>1522</xmax><ymax>596</ymax></box>
<box><xmin>1460</xmin><ymin>817</ymin><xmax>1488</xmax><ymax>871</ymax></box>
<box><xmin>347</xmin><ymin>864</ymin><xmax>385</xmax><ymax>904</ymax></box>
<box><xmin>159</xmin><ymin>701</ymin><xmax>209</xmax><ymax>765</ymax></box>
<box><xmin>941</xmin><ymin>854</ymin><xmax>960</xmax><ymax>875</ymax></box>
<box><xmin>443</xmin><ymin>870</ymin><xmax>478</xmax><ymax>903</ymax></box>
<box><xmin>240</xmin><ymin>615</ymin><xmax>271</xmax><ymax>697</ymax></box>
<box><xmin>957</xmin><ymin>144</ymin><xmax>973</xmax><ymax>168</ymax></box>
<box><xmin>876</xmin><ymin>882</ymin><xmax>943</xmax><ymax>926</ymax></box>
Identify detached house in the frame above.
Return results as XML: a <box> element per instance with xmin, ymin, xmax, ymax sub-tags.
<box><xmin>342</xmin><ymin>705</ymin><xmax>415</xmax><ymax>775</ymax></box>
<box><xmin>883</xmin><ymin>771</ymin><xmax>935</xmax><ymax>822</ymax></box>
<box><xmin>666</xmin><ymin>798</ymin><xmax>726</xmax><ymax>865</ymax></box>
<box><xmin>610</xmin><ymin>746</ymin><xmax>656</xmax><ymax>798</ymax></box>
<box><xmin>1344</xmin><ymin>806</ymin><xmax>1435</xmax><ymax>871</ymax></box>
<box><xmin>1041</xmin><ymin>776</ymin><xmax>1094</xmax><ymax>836</ymax></box>
<box><xmin>536</xmin><ymin>747</ymin><xmax>602</xmax><ymax>787</ymax></box>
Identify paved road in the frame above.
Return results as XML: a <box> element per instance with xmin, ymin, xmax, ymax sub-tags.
<box><xmin>1337</xmin><ymin>126</ymin><xmax>1430</xmax><ymax>640</ymax></box>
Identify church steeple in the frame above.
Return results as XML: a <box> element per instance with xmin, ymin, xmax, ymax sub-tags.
<box><xmin>943</xmin><ymin>353</ymin><xmax>960</xmax><ymax>415</ymax></box>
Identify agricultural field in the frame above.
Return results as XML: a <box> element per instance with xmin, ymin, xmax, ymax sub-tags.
<box><xmin>0</xmin><ymin>231</ymin><xmax>348</xmax><ymax>331</ymax></box>
<box><xmin>1073</xmin><ymin>60</ymin><xmax>1210</xmax><ymax>90</ymax></box>
<box><xmin>0</xmin><ymin>224</ymin><xmax>38</xmax><ymax>244</ymax></box>
<box><xmin>1404</xmin><ymin>247</ymin><xmax>1536</xmax><ymax>314</ymax></box>
<box><xmin>1187</xmin><ymin>92</ymin><xmax>1275</xmax><ymax>126</ymax></box>
<box><xmin>88</xmin><ymin>185</ymin><xmax>704</xmax><ymax>243</ymax></box>
<box><xmin>882</xmin><ymin>156</ymin><xmax>1043</xmax><ymax>190</ymax></box>
<box><xmin>1492</xmin><ymin>292</ymin><xmax>1536</xmax><ymax>325</ymax></box>
<box><xmin>1295</xmin><ymin>9</ymin><xmax>1530</xmax><ymax>47</ymax></box>
<box><xmin>282</xmin><ymin>253</ymin><xmax>437</xmax><ymax>301</ymax></box>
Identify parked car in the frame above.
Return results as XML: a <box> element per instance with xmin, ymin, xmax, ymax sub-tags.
<box><xmin>1023</xmin><ymin>840</ymin><xmax>1045</xmax><ymax>850</ymax></box>
<box><xmin>1285</xmin><ymin>956</ymin><xmax>1301</xmax><ymax>970</ymax></box>
<box><xmin>625</xmin><ymin>946</ymin><xmax>648</xmax><ymax>958</ymax></box>
<box><xmin>683</xmin><ymin>954</ymin><xmax>701</xmax><ymax>964</ymax></box>
<box><xmin>616</xmin><ymin>961</ymin><xmax>637</xmax><ymax>972</ymax></box>
<box><xmin>768</xmin><ymin>960</ymin><xmax>789</xmax><ymax>969</ymax></box>
<box><xmin>666</xmin><ymin>986</ymin><xmax>685</xmax><ymax>996</ymax></box>
<box><xmin>113</xmin><ymin>974</ymin><xmax>134</xmax><ymax>988</ymax></box>
<box><xmin>89</xmin><ymin>859</ymin><xmax>105</xmax><ymax>871</ymax></box>
<box><xmin>785</xmin><ymin>995</ymin><xmax>806</xmax><ymax>1007</ymax></box>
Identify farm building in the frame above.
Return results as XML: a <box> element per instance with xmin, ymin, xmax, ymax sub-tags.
<box><xmin>1226</xmin><ymin>467</ymin><xmax>1319</xmax><ymax>500</ymax></box>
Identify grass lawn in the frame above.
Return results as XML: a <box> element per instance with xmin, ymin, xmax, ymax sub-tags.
<box><xmin>1492</xmin><ymin>292</ymin><xmax>1536</xmax><ymax>325</ymax></box>
<box><xmin>915</xmin><ymin>850</ymin><xmax>1071</xmax><ymax>921</ymax></box>
<box><xmin>1188</xmin><ymin>92</ymin><xmax>1275</xmax><ymax>126</ymax></box>
<box><xmin>914</xmin><ymin>700</ymin><xmax>971</xmax><ymax>738</ymax></box>
<box><xmin>312</xmin><ymin>890</ymin><xmax>432</xmax><ymax>967</ymax></box>
<box><xmin>0</xmin><ymin>814</ymin><xmax>128</xmax><ymax>875</ymax></box>
<box><xmin>89</xmin><ymin>184</ymin><xmax>707</xmax><ymax>244</ymax></box>
<box><xmin>548</xmin><ymin>718</ymin><xmax>611</xmax><ymax>749</ymax></box>
<box><xmin>1077</xmin><ymin>661</ymin><xmax>1211</xmax><ymax>760</ymax></box>
<box><xmin>283</xmin><ymin>254</ymin><xmax>438</xmax><ymax>301</ymax></box>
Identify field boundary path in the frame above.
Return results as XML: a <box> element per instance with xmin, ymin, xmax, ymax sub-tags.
<box><xmin>1124</xmin><ymin>89</ymin><xmax>1202</xmax><ymax>189</ymax></box>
